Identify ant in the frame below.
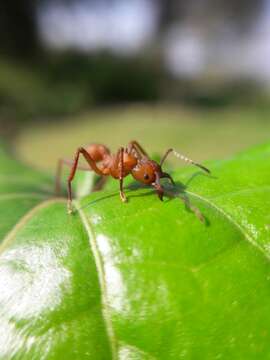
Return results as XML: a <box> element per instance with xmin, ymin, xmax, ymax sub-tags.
<box><xmin>55</xmin><ymin>140</ymin><xmax>210</xmax><ymax>216</ymax></box>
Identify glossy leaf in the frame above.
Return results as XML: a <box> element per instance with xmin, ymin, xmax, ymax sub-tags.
<box><xmin>0</xmin><ymin>143</ymin><xmax>270</xmax><ymax>359</ymax></box>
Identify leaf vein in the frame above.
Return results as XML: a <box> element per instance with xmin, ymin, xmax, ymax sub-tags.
<box><xmin>0</xmin><ymin>193</ymin><xmax>48</xmax><ymax>201</ymax></box>
<box><xmin>186</xmin><ymin>190</ymin><xmax>269</xmax><ymax>260</ymax></box>
<box><xmin>0</xmin><ymin>198</ymin><xmax>64</xmax><ymax>256</ymax></box>
<box><xmin>74</xmin><ymin>200</ymin><xmax>118</xmax><ymax>360</ymax></box>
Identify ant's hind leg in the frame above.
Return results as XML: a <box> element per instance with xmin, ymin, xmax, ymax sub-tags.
<box><xmin>55</xmin><ymin>158</ymin><xmax>91</xmax><ymax>195</ymax></box>
<box><xmin>67</xmin><ymin>147</ymin><xmax>104</xmax><ymax>214</ymax></box>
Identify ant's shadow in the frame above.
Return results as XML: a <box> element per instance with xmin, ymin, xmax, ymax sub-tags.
<box><xmin>80</xmin><ymin>171</ymin><xmax>214</xmax><ymax>225</ymax></box>
<box><xmin>125</xmin><ymin>171</ymin><xmax>213</xmax><ymax>225</ymax></box>
<box><xmin>127</xmin><ymin>169</ymin><xmax>211</xmax><ymax>199</ymax></box>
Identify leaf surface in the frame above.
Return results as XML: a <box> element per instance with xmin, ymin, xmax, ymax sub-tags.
<box><xmin>0</xmin><ymin>143</ymin><xmax>270</xmax><ymax>359</ymax></box>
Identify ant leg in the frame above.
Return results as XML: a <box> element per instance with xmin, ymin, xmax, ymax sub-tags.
<box><xmin>120</xmin><ymin>178</ymin><xmax>126</xmax><ymax>202</ymax></box>
<box><xmin>67</xmin><ymin>147</ymin><xmax>104</xmax><ymax>214</ymax></box>
<box><xmin>128</xmin><ymin>140</ymin><xmax>149</xmax><ymax>159</ymax></box>
<box><xmin>119</xmin><ymin>147</ymin><xmax>127</xmax><ymax>202</ymax></box>
<box><xmin>55</xmin><ymin>158</ymin><xmax>91</xmax><ymax>195</ymax></box>
<box><xmin>153</xmin><ymin>172</ymin><xmax>164</xmax><ymax>201</ymax></box>
<box><xmin>160</xmin><ymin>148</ymin><xmax>210</xmax><ymax>174</ymax></box>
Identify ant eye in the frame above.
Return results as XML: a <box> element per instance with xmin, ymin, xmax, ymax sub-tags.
<box><xmin>144</xmin><ymin>174</ymin><xmax>149</xmax><ymax>180</ymax></box>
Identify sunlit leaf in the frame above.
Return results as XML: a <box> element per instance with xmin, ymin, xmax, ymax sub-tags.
<box><xmin>0</xmin><ymin>142</ymin><xmax>269</xmax><ymax>359</ymax></box>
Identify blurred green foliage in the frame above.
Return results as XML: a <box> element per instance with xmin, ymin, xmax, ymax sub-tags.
<box><xmin>44</xmin><ymin>53</ymin><xmax>160</xmax><ymax>104</ymax></box>
<box><xmin>0</xmin><ymin>58</ymin><xmax>86</xmax><ymax>118</ymax></box>
<box><xmin>1</xmin><ymin>53</ymin><xmax>270</xmax><ymax>123</ymax></box>
<box><xmin>0</xmin><ymin>53</ymin><xmax>160</xmax><ymax>120</ymax></box>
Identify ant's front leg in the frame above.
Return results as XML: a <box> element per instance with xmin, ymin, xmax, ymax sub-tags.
<box><xmin>119</xmin><ymin>147</ymin><xmax>127</xmax><ymax>202</ymax></box>
<box><xmin>153</xmin><ymin>172</ymin><xmax>164</xmax><ymax>201</ymax></box>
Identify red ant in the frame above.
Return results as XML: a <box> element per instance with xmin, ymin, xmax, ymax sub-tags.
<box><xmin>55</xmin><ymin>140</ymin><xmax>210</xmax><ymax>216</ymax></box>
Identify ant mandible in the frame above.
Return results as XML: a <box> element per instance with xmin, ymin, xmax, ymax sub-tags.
<box><xmin>55</xmin><ymin>140</ymin><xmax>210</xmax><ymax>214</ymax></box>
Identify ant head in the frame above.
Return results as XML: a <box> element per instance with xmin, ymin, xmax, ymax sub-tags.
<box><xmin>131</xmin><ymin>159</ymin><xmax>174</xmax><ymax>200</ymax></box>
<box><xmin>131</xmin><ymin>159</ymin><xmax>162</xmax><ymax>184</ymax></box>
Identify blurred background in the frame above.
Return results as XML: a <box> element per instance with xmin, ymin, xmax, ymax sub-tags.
<box><xmin>1</xmin><ymin>0</ymin><xmax>270</xmax><ymax>171</ymax></box>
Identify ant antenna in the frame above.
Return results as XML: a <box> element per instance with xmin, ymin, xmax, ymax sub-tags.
<box><xmin>160</xmin><ymin>149</ymin><xmax>210</xmax><ymax>174</ymax></box>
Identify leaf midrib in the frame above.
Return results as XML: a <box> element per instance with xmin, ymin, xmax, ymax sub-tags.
<box><xmin>74</xmin><ymin>200</ymin><xmax>118</xmax><ymax>360</ymax></box>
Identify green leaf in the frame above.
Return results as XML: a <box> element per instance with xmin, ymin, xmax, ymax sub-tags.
<box><xmin>0</xmin><ymin>142</ymin><xmax>270</xmax><ymax>359</ymax></box>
